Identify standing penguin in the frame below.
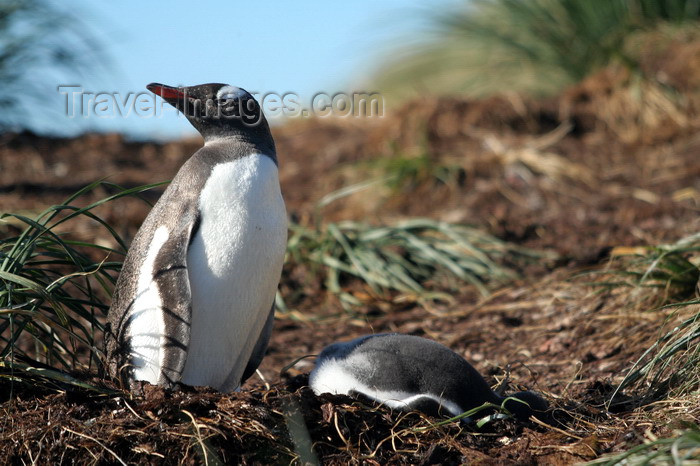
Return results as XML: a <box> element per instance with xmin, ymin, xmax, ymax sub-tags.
<box><xmin>106</xmin><ymin>83</ymin><xmax>287</xmax><ymax>392</ymax></box>
<box><xmin>310</xmin><ymin>334</ymin><xmax>549</xmax><ymax>421</ymax></box>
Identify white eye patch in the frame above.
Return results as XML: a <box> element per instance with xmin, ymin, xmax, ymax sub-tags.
<box><xmin>216</xmin><ymin>85</ymin><xmax>247</xmax><ymax>100</ymax></box>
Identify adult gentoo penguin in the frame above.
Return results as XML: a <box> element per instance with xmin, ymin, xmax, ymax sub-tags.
<box><xmin>106</xmin><ymin>82</ymin><xmax>287</xmax><ymax>392</ymax></box>
<box><xmin>309</xmin><ymin>334</ymin><xmax>548</xmax><ymax>421</ymax></box>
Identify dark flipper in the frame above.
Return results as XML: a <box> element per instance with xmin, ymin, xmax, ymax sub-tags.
<box><xmin>240</xmin><ymin>304</ymin><xmax>275</xmax><ymax>384</ymax></box>
<box><xmin>106</xmin><ymin>200</ymin><xmax>200</xmax><ymax>390</ymax></box>
<box><xmin>151</xmin><ymin>212</ymin><xmax>200</xmax><ymax>387</ymax></box>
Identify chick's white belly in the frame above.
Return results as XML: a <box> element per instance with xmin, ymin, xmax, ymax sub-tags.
<box><xmin>180</xmin><ymin>155</ymin><xmax>287</xmax><ymax>391</ymax></box>
<box><xmin>310</xmin><ymin>354</ymin><xmax>464</xmax><ymax>417</ymax></box>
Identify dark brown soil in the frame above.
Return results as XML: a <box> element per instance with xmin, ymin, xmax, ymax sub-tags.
<box><xmin>2</xmin><ymin>53</ymin><xmax>700</xmax><ymax>464</ymax></box>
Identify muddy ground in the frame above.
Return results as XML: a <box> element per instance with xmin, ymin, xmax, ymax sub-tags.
<box><xmin>1</xmin><ymin>62</ymin><xmax>700</xmax><ymax>464</ymax></box>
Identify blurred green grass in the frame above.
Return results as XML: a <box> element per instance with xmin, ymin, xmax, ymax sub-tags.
<box><xmin>374</xmin><ymin>0</ymin><xmax>700</xmax><ymax>103</ymax></box>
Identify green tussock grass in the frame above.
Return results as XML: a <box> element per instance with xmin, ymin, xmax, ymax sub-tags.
<box><xmin>598</xmin><ymin>237</ymin><xmax>700</xmax><ymax>305</ymax></box>
<box><xmin>588</xmin><ymin>423</ymin><xmax>700</xmax><ymax>465</ymax></box>
<box><xmin>374</xmin><ymin>0</ymin><xmax>700</xmax><ymax>103</ymax></box>
<box><xmin>282</xmin><ymin>218</ymin><xmax>549</xmax><ymax>311</ymax></box>
<box><xmin>605</xmin><ymin>233</ymin><xmax>700</xmax><ymax>402</ymax></box>
<box><xmin>577</xmin><ymin>233</ymin><xmax>700</xmax><ymax>465</ymax></box>
<box><xmin>0</xmin><ymin>180</ymin><xmax>165</xmax><ymax>390</ymax></box>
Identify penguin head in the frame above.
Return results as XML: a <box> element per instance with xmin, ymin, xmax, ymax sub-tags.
<box><xmin>147</xmin><ymin>82</ymin><xmax>271</xmax><ymax>142</ymax></box>
<box><xmin>501</xmin><ymin>390</ymin><xmax>549</xmax><ymax>422</ymax></box>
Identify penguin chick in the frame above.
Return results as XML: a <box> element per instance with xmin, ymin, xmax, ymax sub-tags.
<box><xmin>309</xmin><ymin>334</ymin><xmax>548</xmax><ymax>422</ymax></box>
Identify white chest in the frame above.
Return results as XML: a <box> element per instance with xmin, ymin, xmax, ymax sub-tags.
<box><xmin>189</xmin><ymin>154</ymin><xmax>287</xmax><ymax>276</ymax></box>
<box><xmin>181</xmin><ymin>153</ymin><xmax>288</xmax><ymax>390</ymax></box>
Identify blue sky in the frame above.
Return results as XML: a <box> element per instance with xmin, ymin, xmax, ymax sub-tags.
<box><xmin>37</xmin><ymin>0</ymin><xmax>458</xmax><ymax>140</ymax></box>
